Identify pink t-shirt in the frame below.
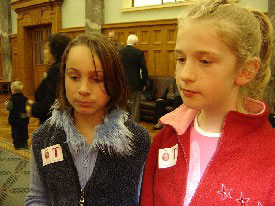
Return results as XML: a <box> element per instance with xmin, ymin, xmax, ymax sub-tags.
<box><xmin>184</xmin><ymin>114</ymin><xmax>220</xmax><ymax>206</ymax></box>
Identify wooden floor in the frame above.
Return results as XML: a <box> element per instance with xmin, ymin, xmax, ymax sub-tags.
<box><xmin>0</xmin><ymin>94</ymin><xmax>158</xmax><ymax>159</ymax></box>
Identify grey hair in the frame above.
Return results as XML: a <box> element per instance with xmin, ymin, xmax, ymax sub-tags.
<box><xmin>127</xmin><ymin>34</ymin><xmax>138</xmax><ymax>45</ymax></box>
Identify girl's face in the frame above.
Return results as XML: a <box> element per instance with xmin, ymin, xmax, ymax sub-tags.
<box><xmin>43</xmin><ymin>43</ymin><xmax>55</xmax><ymax>65</ymax></box>
<box><xmin>175</xmin><ymin>20</ymin><xmax>240</xmax><ymax>113</ymax></box>
<box><xmin>65</xmin><ymin>45</ymin><xmax>110</xmax><ymax>119</ymax></box>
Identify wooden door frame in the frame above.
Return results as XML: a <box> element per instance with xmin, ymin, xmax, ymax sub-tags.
<box><xmin>11</xmin><ymin>0</ymin><xmax>63</xmax><ymax>96</ymax></box>
<box><xmin>32</xmin><ymin>26</ymin><xmax>52</xmax><ymax>92</ymax></box>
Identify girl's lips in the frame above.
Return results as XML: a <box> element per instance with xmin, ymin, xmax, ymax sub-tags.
<box><xmin>183</xmin><ymin>89</ymin><xmax>198</xmax><ymax>97</ymax></box>
<box><xmin>77</xmin><ymin>101</ymin><xmax>94</xmax><ymax>107</ymax></box>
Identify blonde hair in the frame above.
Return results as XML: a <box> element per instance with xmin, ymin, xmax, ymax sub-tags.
<box><xmin>11</xmin><ymin>81</ymin><xmax>24</xmax><ymax>92</ymax></box>
<box><xmin>178</xmin><ymin>0</ymin><xmax>273</xmax><ymax>101</ymax></box>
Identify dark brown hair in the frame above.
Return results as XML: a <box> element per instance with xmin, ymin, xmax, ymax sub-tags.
<box><xmin>47</xmin><ymin>33</ymin><xmax>71</xmax><ymax>63</ymax></box>
<box><xmin>56</xmin><ymin>32</ymin><xmax>129</xmax><ymax>113</ymax></box>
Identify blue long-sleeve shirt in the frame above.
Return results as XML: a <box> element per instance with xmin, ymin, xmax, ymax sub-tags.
<box><xmin>25</xmin><ymin>133</ymin><xmax>99</xmax><ymax>205</ymax></box>
<box><xmin>24</xmin><ymin>109</ymin><xmax>145</xmax><ymax>205</ymax></box>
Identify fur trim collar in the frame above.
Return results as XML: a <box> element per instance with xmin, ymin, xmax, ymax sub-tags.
<box><xmin>49</xmin><ymin>108</ymin><xmax>134</xmax><ymax>156</ymax></box>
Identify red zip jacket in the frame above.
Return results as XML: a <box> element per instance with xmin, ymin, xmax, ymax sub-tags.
<box><xmin>141</xmin><ymin>99</ymin><xmax>275</xmax><ymax>206</ymax></box>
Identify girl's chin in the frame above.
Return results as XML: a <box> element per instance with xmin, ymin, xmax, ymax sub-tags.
<box><xmin>74</xmin><ymin>109</ymin><xmax>95</xmax><ymax>116</ymax></box>
<box><xmin>183</xmin><ymin>101</ymin><xmax>202</xmax><ymax>110</ymax></box>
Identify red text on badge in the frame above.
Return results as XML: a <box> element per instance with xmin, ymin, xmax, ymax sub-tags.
<box><xmin>158</xmin><ymin>144</ymin><xmax>178</xmax><ymax>169</ymax></box>
<box><xmin>41</xmin><ymin>144</ymin><xmax>64</xmax><ymax>166</ymax></box>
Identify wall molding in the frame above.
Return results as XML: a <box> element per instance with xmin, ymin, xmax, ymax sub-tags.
<box><xmin>103</xmin><ymin>19</ymin><xmax>177</xmax><ymax>29</ymax></box>
<box><xmin>59</xmin><ymin>26</ymin><xmax>85</xmax><ymax>33</ymax></box>
<box><xmin>121</xmin><ymin>0</ymin><xmax>239</xmax><ymax>12</ymax></box>
<box><xmin>11</xmin><ymin>0</ymin><xmax>63</xmax><ymax>13</ymax></box>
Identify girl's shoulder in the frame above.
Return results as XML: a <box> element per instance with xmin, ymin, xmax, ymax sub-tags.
<box><xmin>125</xmin><ymin>119</ymin><xmax>150</xmax><ymax>136</ymax></box>
<box><xmin>152</xmin><ymin>125</ymin><xmax>178</xmax><ymax>145</ymax></box>
<box><xmin>126</xmin><ymin>119</ymin><xmax>151</xmax><ymax>143</ymax></box>
<box><xmin>124</xmin><ymin>119</ymin><xmax>151</xmax><ymax>155</ymax></box>
<box><xmin>32</xmin><ymin>120</ymin><xmax>65</xmax><ymax>146</ymax></box>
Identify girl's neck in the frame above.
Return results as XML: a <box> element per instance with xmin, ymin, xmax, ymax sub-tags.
<box><xmin>73</xmin><ymin>111</ymin><xmax>105</xmax><ymax>144</ymax></box>
<box><xmin>198</xmin><ymin>102</ymin><xmax>248</xmax><ymax>133</ymax></box>
<box><xmin>197</xmin><ymin>110</ymin><xmax>225</xmax><ymax>133</ymax></box>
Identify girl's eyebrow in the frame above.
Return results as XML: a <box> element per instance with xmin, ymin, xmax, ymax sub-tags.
<box><xmin>174</xmin><ymin>49</ymin><xmax>221</xmax><ymax>57</ymax></box>
<box><xmin>195</xmin><ymin>50</ymin><xmax>221</xmax><ymax>57</ymax></box>
<box><xmin>174</xmin><ymin>50</ymin><xmax>183</xmax><ymax>55</ymax></box>
<box><xmin>65</xmin><ymin>68</ymin><xmax>104</xmax><ymax>74</ymax></box>
<box><xmin>65</xmin><ymin>68</ymin><xmax>104</xmax><ymax>76</ymax></box>
<box><xmin>65</xmin><ymin>68</ymin><xmax>77</xmax><ymax>71</ymax></box>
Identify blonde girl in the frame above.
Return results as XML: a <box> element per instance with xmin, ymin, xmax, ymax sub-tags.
<box><xmin>141</xmin><ymin>0</ymin><xmax>275</xmax><ymax>205</ymax></box>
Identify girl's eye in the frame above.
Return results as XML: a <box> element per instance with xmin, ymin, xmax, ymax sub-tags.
<box><xmin>70</xmin><ymin>76</ymin><xmax>80</xmax><ymax>81</ymax></box>
<box><xmin>200</xmin><ymin>59</ymin><xmax>213</xmax><ymax>65</ymax></box>
<box><xmin>176</xmin><ymin>57</ymin><xmax>186</xmax><ymax>64</ymax></box>
<box><xmin>91</xmin><ymin>77</ymin><xmax>104</xmax><ymax>83</ymax></box>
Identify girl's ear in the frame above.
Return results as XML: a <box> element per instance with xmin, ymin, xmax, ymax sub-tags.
<box><xmin>235</xmin><ymin>57</ymin><xmax>260</xmax><ymax>86</ymax></box>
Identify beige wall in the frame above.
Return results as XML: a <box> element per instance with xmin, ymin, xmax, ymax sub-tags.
<box><xmin>10</xmin><ymin>0</ymin><xmax>269</xmax><ymax>34</ymax></box>
<box><xmin>62</xmin><ymin>0</ymin><xmax>85</xmax><ymax>29</ymax></box>
<box><xmin>104</xmin><ymin>0</ymin><xmax>268</xmax><ymax>24</ymax></box>
<box><xmin>104</xmin><ymin>0</ymin><xmax>188</xmax><ymax>24</ymax></box>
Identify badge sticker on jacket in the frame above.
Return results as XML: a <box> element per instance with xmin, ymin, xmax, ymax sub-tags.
<box><xmin>158</xmin><ymin>144</ymin><xmax>178</xmax><ymax>168</ymax></box>
<box><xmin>41</xmin><ymin>144</ymin><xmax>64</xmax><ymax>166</ymax></box>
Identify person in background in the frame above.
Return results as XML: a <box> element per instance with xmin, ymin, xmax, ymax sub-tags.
<box><xmin>25</xmin><ymin>32</ymin><xmax>150</xmax><ymax>205</ymax></box>
<box><xmin>5</xmin><ymin>81</ymin><xmax>29</xmax><ymax>150</ymax></box>
<box><xmin>153</xmin><ymin>79</ymin><xmax>183</xmax><ymax>130</ymax></box>
<box><xmin>107</xmin><ymin>30</ymin><xmax>124</xmax><ymax>50</ymax></box>
<box><xmin>28</xmin><ymin>33</ymin><xmax>71</xmax><ymax>125</ymax></box>
<box><xmin>141</xmin><ymin>0</ymin><xmax>275</xmax><ymax>205</ymax></box>
<box><xmin>268</xmin><ymin>113</ymin><xmax>275</xmax><ymax>127</ymax></box>
<box><xmin>120</xmin><ymin>34</ymin><xmax>148</xmax><ymax>123</ymax></box>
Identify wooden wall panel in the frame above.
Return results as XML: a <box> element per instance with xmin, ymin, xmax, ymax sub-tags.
<box><xmin>7</xmin><ymin>19</ymin><xmax>177</xmax><ymax>97</ymax></box>
<box><xmin>140</xmin><ymin>30</ymin><xmax>149</xmax><ymax>45</ymax></box>
<box><xmin>152</xmin><ymin>29</ymin><xmax>162</xmax><ymax>45</ymax></box>
<box><xmin>10</xmin><ymin>35</ymin><xmax>19</xmax><ymax>81</ymax></box>
<box><xmin>166</xmin><ymin>50</ymin><xmax>176</xmax><ymax>77</ymax></box>
<box><xmin>103</xmin><ymin>19</ymin><xmax>177</xmax><ymax>77</ymax></box>
<box><xmin>59</xmin><ymin>27</ymin><xmax>85</xmax><ymax>40</ymax></box>
<box><xmin>0</xmin><ymin>36</ymin><xmax>2</xmax><ymax>80</ymax></box>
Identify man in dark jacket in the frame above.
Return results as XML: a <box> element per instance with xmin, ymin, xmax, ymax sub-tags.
<box><xmin>120</xmin><ymin>34</ymin><xmax>148</xmax><ymax>123</ymax></box>
<box><xmin>5</xmin><ymin>81</ymin><xmax>29</xmax><ymax>150</ymax></box>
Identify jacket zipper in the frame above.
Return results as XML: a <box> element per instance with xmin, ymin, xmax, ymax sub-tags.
<box><xmin>189</xmin><ymin>117</ymin><xmax>227</xmax><ymax>205</ymax></box>
<box><xmin>175</xmin><ymin>132</ymin><xmax>189</xmax><ymax>205</ymax></box>
<box><xmin>78</xmin><ymin>151</ymin><xmax>101</xmax><ymax>206</ymax></box>
<box><xmin>60</xmin><ymin>141</ymin><xmax>84</xmax><ymax>206</ymax></box>
<box><xmin>79</xmin><ymin>189</ymin><xmax>85</xmax><ymax>206</ymax></box>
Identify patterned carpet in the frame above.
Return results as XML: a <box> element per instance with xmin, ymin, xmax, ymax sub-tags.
<box><xmin>0</xmin><ymin>149</ymin><xmax>30</xmax><ymax>206</ymax></box>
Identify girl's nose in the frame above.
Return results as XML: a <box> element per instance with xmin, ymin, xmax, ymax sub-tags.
<box><xmin>78</xmin><ymin>79</ymin><xmax>91</xmax><ymax>96</ymax></box>
<box><xmin>178</xmin><ymin>60</ymin><xmax>195</xmax><ymax>83</ymax></box>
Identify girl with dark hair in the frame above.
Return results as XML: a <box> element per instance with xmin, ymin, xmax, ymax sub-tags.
<box><xmin>25</xmin><ymin>32</ymin><xmax>150</xmax><ymax>205</ymax></box>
